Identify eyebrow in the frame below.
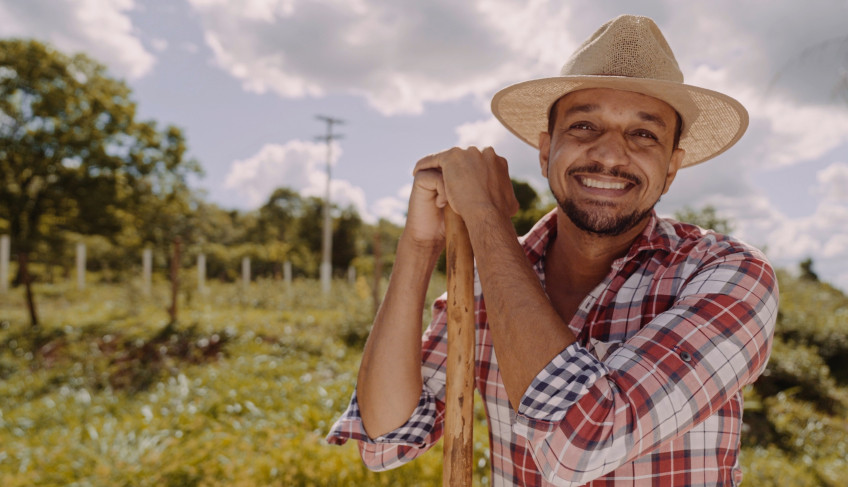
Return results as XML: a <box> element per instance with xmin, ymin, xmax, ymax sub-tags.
<box><xmin>563</xmin><ymin>104</ymin><xmax>601</xmax><ymax>117</ymax></box>
<box><xmin>561</xmin><ymin>103</ymin><xmax>670</xmax><ymax>130</ymax></box>
<box><xmin>637</xmin><ymin>111</ymin><xmax>668</xmax><ymax>129</ymax></box>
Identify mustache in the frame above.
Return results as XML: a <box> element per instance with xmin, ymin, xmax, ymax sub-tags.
<box><xmin>566</xmin><ymin>163</ymin><xmax>642</xmax><ymax>185</ymax></box>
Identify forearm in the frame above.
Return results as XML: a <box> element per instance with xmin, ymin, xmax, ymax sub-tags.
<box><xmin>356</xmin><ymin>232</ymin><xmax>443</xmax><ymax>438</ymax></box>
<box><xmin>465</xmin><ymin>209</ymin><xmax>575</xmax><ymax>409</ymax></box>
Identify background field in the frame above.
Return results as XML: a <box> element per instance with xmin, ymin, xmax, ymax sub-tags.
<box><xmin>1</xmin><ymin>268</ymin><xmax>847</xmax><ymax>486</ymax></box>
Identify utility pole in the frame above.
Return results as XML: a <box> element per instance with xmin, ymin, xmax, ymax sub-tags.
<box><xmin>315</xmin><ymin>115</ymin><xmax>344</xmax><ymax>294</ymax></box>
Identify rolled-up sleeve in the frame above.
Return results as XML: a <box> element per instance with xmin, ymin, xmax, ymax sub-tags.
<box><xmin>516</xmin><ymin>343</ymin><xmax>610</xmax><ymax>427</ymax></box>
<box><xmin>325</xmin><ymin>386</ymin><xmax>444</xmax><ymax>471</ymax></box>
<box><xmin>513</xmin><ymin>252</ymin><xmax>778</xmax><ymax>485</ymax></box>
<box><xmin>325</xmin><ymin>294</ymin><xmax>453</xmax><ymax>471</ymax></box>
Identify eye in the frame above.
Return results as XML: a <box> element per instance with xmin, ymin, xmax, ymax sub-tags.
<box><xmin>570</xmin><ymin>122</ymin><xmax>595</xmax><ymax>131</ymax></box>
<box><xmin>630</xmin><ymin>129</ymin><xmax>659</xmax><ymax>142</ymax></box>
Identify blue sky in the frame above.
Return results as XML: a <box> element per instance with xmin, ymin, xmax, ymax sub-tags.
<box><xmin>2</xmin><ymin>0</ymin><xmax>848</xmax><ymax>289</ymax></box>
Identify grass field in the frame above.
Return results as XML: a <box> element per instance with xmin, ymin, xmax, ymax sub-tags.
<box><xmin>0</xmin><ymin>276</ymin><xmax>496</xmax><ymax>486</ymax></box>
<box><xmin>1</xmin><ymin>273</ymin><xmax>846</xmax><ymax>485</ymax></box>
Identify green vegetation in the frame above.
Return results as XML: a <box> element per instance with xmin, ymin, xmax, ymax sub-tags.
<box><xmin>0</xmin><ymin>265</ymin><xmax>846</xmax><ymax>486</ymax></box>
<box><xmin>0</xmin><ymin>275</ymin><xmax>494</xmax><ymax>486</ymax></box>
<box><xmin>0</xmin><ymin>39</ymin><xmax>201</xmax><ymax>326</ymax></box>
<box><xmin>673</xmin><ymin>205</ymin><xmax>734</xmax><ymax>235</ymax></box>
<box><xmin>0</xmin><ymin>39</ymin><xmax>383</xmax><ymax>328</ymax></box>
<box><xmin>2</xmin><ymin>37</ymin><xmax>846</xmax><ymax>486</ymax></box>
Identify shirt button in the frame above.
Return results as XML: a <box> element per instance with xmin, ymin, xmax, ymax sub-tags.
<box><xmin>680</xmin><ymin>351</ymin><xmax>692</xmax><ymax>362</ymax></box>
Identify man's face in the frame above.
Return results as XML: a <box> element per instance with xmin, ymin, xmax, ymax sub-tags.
<box><xmin>538</xmin><ymin>88</ymin><xmax>685</xmax><ymax>237</ymax></box>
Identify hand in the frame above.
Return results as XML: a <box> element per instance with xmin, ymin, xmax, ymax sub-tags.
<box><xmin>401</xmin><ymin>168</ymin><xmax>448</xmax><ymax>249</ymax></box>
<box><xmin>413</xmin><ymin>146</ymin><xmax>519</xmax><ymax>225</ymax></box>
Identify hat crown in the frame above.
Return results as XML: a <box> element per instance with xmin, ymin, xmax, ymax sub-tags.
<box><xmin>561</xmin><ymin>15</ymin><xmax>683</xmax><ymax>83</ymax></box>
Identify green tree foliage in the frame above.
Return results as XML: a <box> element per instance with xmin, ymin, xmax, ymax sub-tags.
<box><xmin>255</xmin><ymin>187</ymin><xmax>303</xmax><ymax>243</ymax></box>
<box><xmin>673</xmin><ymin>205</ymin><xmax>734</xmax><ymax>234</ymax></box>
<box><xmin>0</xmin><ymin>39</ymin><xmax>200</xmax><ymax>325</ymax></box>
<box><xmin>799</xmin><ymin>257</ymin><xmax>820</xmax><ymax>281</ymax></box>
<box><xmin>510</xmin><ymin>179</ymin><xmax>554</xmax><ymax>236</ymax></box>
<box><xmin>332</xmin><ymin>207</ymin><xmax>362</xmax><ymax>274</ymax></box>
<box><xmin>297</xmin><ymin>196</ymin><xmax>325</xmax><ymax>258</ymax></box>
<box><xmin>741</xmin><ymin>264</ymin><xmax>848</xmax><ymax>484</ymax></box>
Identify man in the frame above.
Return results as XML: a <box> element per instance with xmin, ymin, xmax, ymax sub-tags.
<box><xmin>327</xmin><ymin>14</ymin><xmax>777</xmax><ymax>486</ymax></box>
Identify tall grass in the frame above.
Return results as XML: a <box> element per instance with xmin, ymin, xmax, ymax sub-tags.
<box><xmin>2</xmin><ymin>271</ymin><xmax>846</xmax><ymax>485</ymax></box>
<box><xmin>0</xmin><ymin>276</ymin><xmax>491</xmax><ymax>486</ymax></box>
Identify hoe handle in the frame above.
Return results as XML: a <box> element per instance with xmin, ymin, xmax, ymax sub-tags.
<box><xmin>443</xmin><ymin>207</ymin><xmax>475</xmax><ymax>487</ymax></box>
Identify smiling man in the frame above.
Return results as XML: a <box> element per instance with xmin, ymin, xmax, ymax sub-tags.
<box><xmin>328</xmin><ymin>14</ymin><xmax>778</xmax><ymax>486</ymax></box>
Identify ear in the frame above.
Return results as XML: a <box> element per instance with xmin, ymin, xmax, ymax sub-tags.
<box><xmin>661</xmin><ymin>147</ymin><xmax>685</xmax><ymax>194</ymax></box>
<box><xmin>538</xmin><ymin>131</ymin><xmax>551</xmax><ymax>179</ymax></box>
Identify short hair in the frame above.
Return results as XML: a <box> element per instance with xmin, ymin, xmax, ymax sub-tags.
<box><xmin>547</xmin><ymin>98</ymin><xmax>684</xmax><ymax>150</ymax></box>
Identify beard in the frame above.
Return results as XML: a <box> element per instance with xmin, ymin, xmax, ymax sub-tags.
<box><xmin>552</xmin><ymin>163</ymin><xmax>657</xmax><ymax>237</ymax></box>
<box><xmin>558</xmin><ymin>197</ymin><xmax>656</xmax><ymax>237</ymax></box>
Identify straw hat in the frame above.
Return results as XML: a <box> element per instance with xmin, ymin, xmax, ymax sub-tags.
<box><xmin>491</xmin><ymin>14</ymin><xmax>748</xmax><ymax>168</ymax></box>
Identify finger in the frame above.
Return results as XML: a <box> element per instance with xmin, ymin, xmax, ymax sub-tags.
<box><xmin>413</xmin><ymin>147</ymin><xmax>482</xmax><ymax>176</ymax></box>
<box><xmin>414</xmin><ymin>168</ymin><xmax>441</xmax><ymax>188</ymax></box>
<box><xmin>413</xmin><ymin>152</ymin><xmax>446</xmax><ymax>176</ymax></box>
<box><xmin>435</xmin><ymin>177</ymin><xmax>448</xmax><ymax>208</ymax></box>
<box><xmin>414</xmin><ymin>169</ymin><xmax>447</xmax><ymax>206</ymax></box>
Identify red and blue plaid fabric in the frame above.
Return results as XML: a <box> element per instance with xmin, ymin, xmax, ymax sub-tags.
<box><xmin>327</xmin><ymin>209</ymin><xmax>778</xmax><ymax>486</ymax></box>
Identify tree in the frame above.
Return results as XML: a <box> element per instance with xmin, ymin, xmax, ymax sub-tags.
<box><xmin>673</xmin><ymin>205</ymin><xmax>734</xmax><ymax>235</ymax></box>
<box><xmin>255</xmin><ymin>187</ymin><xmax>303</xmax><ymax>244</ymax></box>
<box><xmin>512</xmin><ymin>179</ymin><xmax>539</xmax><ymax>211</ymax></box>
<box><xmin>0</xmin><ymin>39</ymin><xmax>200</xmax><ymax>326</ymax></box>
<box><xmin>510</xmin><ymin>178</ymin><xmax>553</xmax><ymax>236</ymax></box>
<box><xmin>332</xmin><ymin>206</ymin><xmax>362</xmax><ymax>273</ymax></box>
<box><xmin>799</xmin><ymin>257</ymin><xmax>820</xmax><ymax>281</ymax></box>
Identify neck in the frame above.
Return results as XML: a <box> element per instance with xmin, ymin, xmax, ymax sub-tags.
<box><xmin>546</xmin><ymin>208</ymin><xmax>649</xmax><ymax>295</ymax></box>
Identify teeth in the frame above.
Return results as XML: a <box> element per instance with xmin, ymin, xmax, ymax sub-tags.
<box><xmin>581</xmin><ymin>177</ymin><xmax>627</xmax><ymax>190</ymax></box>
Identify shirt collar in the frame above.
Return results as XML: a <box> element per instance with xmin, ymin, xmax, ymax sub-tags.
<box><xmin>520</xmin><ymin>208</ymin><xmax>676</xmax><ymax>268</ymax></box>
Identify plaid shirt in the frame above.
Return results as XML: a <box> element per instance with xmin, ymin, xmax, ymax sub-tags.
<box><xmin>327</xmin><ymin>209</ymin><xmax>778</xmax><ymax>486</ymax></box>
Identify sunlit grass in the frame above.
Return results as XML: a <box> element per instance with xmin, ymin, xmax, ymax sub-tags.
<box><xmin>0</xmin><ymin>275</ymin><xmax>483</xmax><ymax>486</ymax></box>
<box><xmin>2</xmin><ymin>271</ymin><xmax>847</xmax><ymax>485</ymax></box>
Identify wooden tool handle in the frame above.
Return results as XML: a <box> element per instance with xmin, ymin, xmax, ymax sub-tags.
<box><xmin>443</xmin><ymin>207</ymin><xmax>475</xmax><ymax>487</ymax></box>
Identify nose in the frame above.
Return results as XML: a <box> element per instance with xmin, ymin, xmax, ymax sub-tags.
<box><xmin>587</xmin><ymin>130</ymin><xmax>628</xmax><ymax>168</ymax></box>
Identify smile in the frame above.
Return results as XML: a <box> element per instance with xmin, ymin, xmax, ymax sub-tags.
<box><xmin>579</xmin><ymin>177</ymin><xmax>629</xmax><ymax>190</ymax></box>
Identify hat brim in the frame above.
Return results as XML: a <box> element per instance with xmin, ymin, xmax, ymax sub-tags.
<box><xmin>491</xmin><ymin>76</ymin><xmax>749</xmax><ymax>168</ymax></box>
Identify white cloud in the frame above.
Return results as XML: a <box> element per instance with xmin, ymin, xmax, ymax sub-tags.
<box><xmin>371</xmin><ymin>184</ymin><xmax>412</xmax><ymax>226</ymax></box>
<box><xmin>150</xmin><ymin>38</ymin><xmax>168</xmax><ymax>52</ymax></box>
<box><xmin>817</xmin><ymin>162</ymin><xmax>848</xmax><ymax>202</ymax></box>
<box><xmin>224</xmin><ymin>139</ymin><xmax>388</xmax><ymax>223</ymax></box>
<box><xmin>0</xmin><ymin>0</ymin><xmax>155</xmax><ymax>79</ymax></box>
<box><xmin>455</xmin><ymin>117</ymin><xmax>507</xmax><ymax>148</ymax></box>
<box><xmin>823</xmin><ymin>234</ymin><xmax>848</xmax><ymax>259</ymax></box>
<box><xmin>184</xmin><ymin>0</ymin><xmax>848</xmax><ymax>119</ymax></box>
<box><xmin>756</xmin><ymin>99</ymin><xmax>848</xmax><ymax>168</ymax></box>
<box><xmin>658</xmin><ymin>165</ymin><xmax>848</xmax><ymax>291</ymax></box>
<box><xmin>186</xmin><ymin>0</ymin><xmax>576</xmax><ymax>115</ymax></box>
<box><xmin>224</xmin><ymin>140</ymin><xmax>338</xmax><ymax>207</ymax></box>
<box><xmin>181</xmin><ymin>42</ymin><xmax>200</xmax><ymax>54</ymax></box>
<box><xmin>683</xmin><ymin>64</ymin><xmax>848</xmax><ymax>171</ymax></box>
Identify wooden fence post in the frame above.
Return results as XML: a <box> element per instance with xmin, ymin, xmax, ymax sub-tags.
<box><xmin>76</xmin><ymin>242</ymin><xmax>86</xmax><ymax>291</ymax></box>
<box><xmin>142</xmin><ymin>248</ymin><xmax>152</xmax><ymax>295</ymax></box>
<box><xmin>168</xmin><ymin>238</ymin><xmax>180</xmax><ymax>323</ymax></box>
<box><xmin>242</xmin><ymin>257</ymin><xmax>251</xmax><ymax>290</ymax></box>
<box><xmin>284</xmin><ymin>260</ymin><xmax>292</xmax><ymax>288</ymax></box>
<box><xmin>197</xmin><ymin>253</ymin><xmax>206</xmax><ymax>294</ymax></box>
<box><xmin>0</xmin><ymin>235</ymin><xmax>9</xmax><ymax>294</ymax></box>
